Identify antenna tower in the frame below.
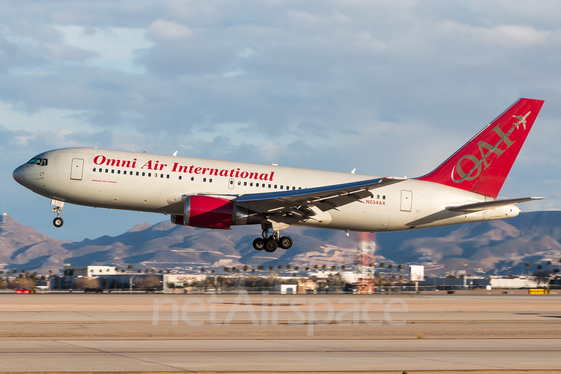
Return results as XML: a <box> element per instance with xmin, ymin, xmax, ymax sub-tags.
<box><xmin>354</xmin><ymin>232</ymin><xmax>376</xmax><ymax>294</ymax></box>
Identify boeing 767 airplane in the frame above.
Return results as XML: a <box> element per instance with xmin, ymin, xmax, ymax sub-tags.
<box><xmin>13</xmin><ymin>98</ymin><xmax>545</xmax><ymax>252</ymax></box>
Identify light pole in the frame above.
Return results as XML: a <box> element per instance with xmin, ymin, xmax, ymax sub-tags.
<box><xmin>129</xmin><ymin>274</ymin><xmax>138</xmax><ymax>293</ymax></box>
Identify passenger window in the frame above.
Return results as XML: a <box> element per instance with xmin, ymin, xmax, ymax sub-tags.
<box><xmin>142</xmin><ymin>172</ymin><xmax>145</xmax><ymax>176</ymax></box>
<box><xmin>268</xmin><ymin>184</ymin><xmax>271</xmax><ymax>188</ymax></box>
<box><xmin>203</xmin><ymin>178</ymin><xmax>206</xmax><ymax>182</ymax></box>
<box><xmin>238</xmin><ymin>181</ymin><xmax>241</xmax><ymax>185</ymax></box>
<box><xmin>383</xmin><ymin>195</ymin><xmax>386</xmax><ymax>200</ymax></box>
<box><xmin>230</xmin><ymin>180</ymin><xmax>234</xmax><ymax>185</ymax></box>
<box><xmin>179</xmin><ymin>176</ymin><xmax>182</xmax><ymax>180</ymax></box>
<box><xmin>93</xmin><ymin>168</ymin><xmax>96</xmax><ymax>172</ymax></box>
<box><xmin>105</xmin><ymin>169</ymin><xmax>108</xmax><ymax>173</ymax></box>
<box><xmin>244</xmin><ymin>182</ymin><xmax>247</xmax><ymax>186</ymax></box>
<box><xmin>274</xmin><ymin>185</ymin><xmax>277</xmax><ymax>189</ymax></box>
<box><xmin>167</xmin><ymin>175</ymin><xmax>169</xmax><ymax>179</ymax></box>
<box><xmin>136</xmin><ymin>172</ymin><xmax>139</xmax><ymax>176</ymax></box>
<box><xmin>280</xmin><ymin>185</ymin><xmax>283</xmax><ymax>189</ymax></box>
<box><xmin>191</xmin><ymin>177</ymin><xmax>194</xmax><ymax>181</ymax></box>
<box><xmin>250</xmin><ymin>182</ymin><xmax>253</xmax><ymax>187</ymax></box>
<box><xmin>117</xmin><ymin>170</ymin><xmax>121</xmax><ymax>174</ymax></box>
<box><xmin>292</xmin><ymin>187</ymin><xmax>295</xmax><ymax>190</ymax></box>
<box><xmin>148</xmin><ymin>173</ymin><xmax>152</xmax><ymax>177</ymax></box>
<box><xmin>210</xmin><ymin>179</ymin><xmax>213</xmax><ymax>183</ymax></box>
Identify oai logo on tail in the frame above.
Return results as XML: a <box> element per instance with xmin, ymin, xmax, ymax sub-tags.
<box><xmin>450</xmin><ymin>112</ymin><xmax>529</xmax><ymax>184</ymax></box>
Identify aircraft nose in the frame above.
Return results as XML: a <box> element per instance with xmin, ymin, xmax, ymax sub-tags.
<box><xmin>12</xmin><ymin>165</ymin><xmax>26</xmax><ymax>185</ymax></box>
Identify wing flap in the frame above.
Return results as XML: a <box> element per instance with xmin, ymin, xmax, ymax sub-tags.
<box><xmin>235</xmin><ymin>177</ymin><xmax>404</xmax><ymax>214</ymax></box>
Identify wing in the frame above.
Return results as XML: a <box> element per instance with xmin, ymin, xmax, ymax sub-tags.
<box><xmin>234</xmin><ymin>177</ymin><xmax>405</xmax><ymax>220</ymax></box>
<box><xmin>446</xmin><ymin>197</ymin><xmax>545</xmax><ymax>212</ymax></box>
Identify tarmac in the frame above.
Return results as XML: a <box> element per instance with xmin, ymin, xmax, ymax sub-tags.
<box><xmin>0</xmin><ymin>292</ymin><xmax>560</xmax><ymax>373</ymax></box>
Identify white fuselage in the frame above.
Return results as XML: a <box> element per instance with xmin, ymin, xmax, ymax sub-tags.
<box><xmin>13</xmin><ymin>148</ymin><xmax>521</xmax><ymax>232</ymax></box>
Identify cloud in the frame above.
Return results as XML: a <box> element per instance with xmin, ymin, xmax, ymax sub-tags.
<box><xmin>55</xmin><ymin>25</ymin><xmax>153</xmax><ymax>73</ymax></box>
<box><xmin>0</xmin><ymin>125</ymin><xmax>22</xmax><ymax>148</ymax></box>
<box><xmin>1</xmin><ymin>0</ymin><xmax>561</xmax><ymax>240</ymax></box>
<box><xmin>147</xmin><ymin>20</ymin><xmax>192</xmax><ymax>42</ymax></box>
<box><xmin>440</xmin><ymin>21</ymin><xmax>552</xmax><ymax>47</ymax></box>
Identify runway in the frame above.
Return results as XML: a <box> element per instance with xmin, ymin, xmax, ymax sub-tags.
<box><xmin>0</xmin><ymin>293</ymin><xmax>560</xmax><ymax>373</ymax></box>
<box><xmin>1</xmin><ymin>339</ymin><xmax>561</xmax><ymax>373</ymax></box>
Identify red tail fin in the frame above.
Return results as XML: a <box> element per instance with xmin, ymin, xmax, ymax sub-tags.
<box><xmin>417</xmin><ymin>98</ymin><xmax>544</xmax><ymax>198</ymax></box>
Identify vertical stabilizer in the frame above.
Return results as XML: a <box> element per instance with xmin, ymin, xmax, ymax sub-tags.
<box><xmin>417</xmin><ymin>98</ymin><xmax>544</xmax><ymax>198</ymax></box>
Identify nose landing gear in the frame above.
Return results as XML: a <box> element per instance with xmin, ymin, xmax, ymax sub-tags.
<box><xmin>53</xmin><ymin>216</ymin><xmax>64</xmax><ymax>228</ymax></box>
<box><xmin>51</xmin><ymin>199</ymin><xmax>64</xmax><ymax>228</ymax></box>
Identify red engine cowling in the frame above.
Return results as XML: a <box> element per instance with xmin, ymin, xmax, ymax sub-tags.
<box><xmin>170</xmin><ymin>196</ymin><xmax>260</xmax><ymax>229</ymax></box>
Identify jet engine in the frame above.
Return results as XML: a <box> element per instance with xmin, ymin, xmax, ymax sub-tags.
<box><xmin>170</xmin><ymin>195</ymin><xmax>261</xmax><ymax>229</ymax></box>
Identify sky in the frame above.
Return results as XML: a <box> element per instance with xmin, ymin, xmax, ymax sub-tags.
<box><xmin>2</xmin><ymin>0</ymin><xmax>561</xmax><ymax>242</ymax></box>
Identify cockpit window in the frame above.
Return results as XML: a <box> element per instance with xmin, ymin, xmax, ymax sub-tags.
<box><xmin>27</xmin><ymin>158</ymin><xmax>48</xmax><ymax>166</ymax></box>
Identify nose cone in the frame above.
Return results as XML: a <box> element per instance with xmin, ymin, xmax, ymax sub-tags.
<box><xmin>12</xmin><ymin>165</ymin><xmax>26</xmax><ymax>186</ymax></box>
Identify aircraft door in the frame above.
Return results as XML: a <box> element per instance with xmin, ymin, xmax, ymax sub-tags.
<box><xmin>228</xmin><ymin>178</ymin><xmax>235</xmax><ymax>189</ymax></box>
<box><xmin>70</xmin><ymin>158</ymin><xmax>84</xmax><ymax>180</ymax></box>
<box><xmin>400</xmin><ymin>190</ymin><xmax>412</xmax><ymax>212</ymax></box>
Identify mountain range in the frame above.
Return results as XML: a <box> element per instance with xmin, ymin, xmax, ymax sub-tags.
<box><xmin>1</xmin><ymin>211</ymin><xmax>561</xmax><ymax>275</ymax></box>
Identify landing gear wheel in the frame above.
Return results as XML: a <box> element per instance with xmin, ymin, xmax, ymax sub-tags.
<box><xmin>279</xmin><ymin>236</ymin><xmax>293</xmax><ymax>250</ymax></box>
<box><xmin>53</xmin><ymin>217</ymin><xmax>64</xmax><ymax>228</ymax></box>
<box><xmin>264</xmin><ymin>238</ymin><xmax>278</xmax><ymax>252</ymax></box>
<box><xmin>253</xmin><ymin>238</ymin><xmax>265</xmax><ymax>251</ymax></box>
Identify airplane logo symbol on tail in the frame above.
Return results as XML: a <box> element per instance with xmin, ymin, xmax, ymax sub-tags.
<box><xmin>513</xmin><ymin>112</ymin><xmax>530</xmax><ymax>130</ymax></box>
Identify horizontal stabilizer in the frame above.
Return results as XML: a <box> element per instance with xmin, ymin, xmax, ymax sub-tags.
<box><xmin>446</xmin><ymin>197</ymin><xmax>545</xmax><ymax>212</ymax></box>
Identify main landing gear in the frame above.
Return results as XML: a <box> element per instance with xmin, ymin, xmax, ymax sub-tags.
<box><xmin>252</xmin><ymin>223</ymin><xmax>293</xmax><ymax>253</ymax></box>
